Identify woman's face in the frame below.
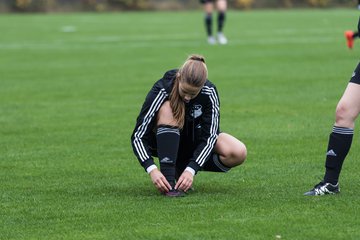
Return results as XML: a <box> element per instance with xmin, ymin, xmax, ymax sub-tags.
<box><xmin>178</xmin><ymin>81</ymin><xmax>202</xmax><ymax>103</ymax></box>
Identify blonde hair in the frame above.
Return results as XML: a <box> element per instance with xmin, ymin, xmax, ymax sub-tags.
<box><xmin>170</xmin><ymin>54</ymin><xmax>208</xmax><ymax>128</ymax></box>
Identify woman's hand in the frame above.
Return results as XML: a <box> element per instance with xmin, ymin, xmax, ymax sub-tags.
<box><xmin>149</xmin><ymin>168</ymin><xmax>172</xmax><ymax>193</ymax></box>
<box><xmin>175</xmin><ymin>170</ymin><xmax>193</xmax><ymax>192</ymax></box>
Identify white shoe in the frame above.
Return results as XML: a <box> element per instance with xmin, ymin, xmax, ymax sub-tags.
<box><xmin>217</xmin><ymin>32</ymin><xmax>228</xmax><ymax>45</ymax></box>
<box><xmin>207</xmin><ymin>36</ymin><xmax>216</xmax><ymax>45</ymax></box>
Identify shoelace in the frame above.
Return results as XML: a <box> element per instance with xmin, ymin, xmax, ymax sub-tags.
<box><xmin>314</xmin><ymin>184</ymin><xmax>331</xmax><ymax>195</ymax></box>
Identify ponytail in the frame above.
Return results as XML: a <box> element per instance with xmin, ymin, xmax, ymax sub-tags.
<box><xmin>170</xmin><ymin>75</ymin><xmax>185</xmax><ymax>128</ymax></box>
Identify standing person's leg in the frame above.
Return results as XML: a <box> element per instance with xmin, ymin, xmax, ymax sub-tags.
<box><xmin>305</xmin><ymin>66</ymin><xmax>360</xmax><ymax>196</ymax></box>
<box><xmin>345</xmin><ymin>10</ymin><xmax>360</xmax><ymax>49</ymax></box>
<box><xmin>322</xmin><ymin>83</ymin><xmax>360</xmax><ymax>184</ymax></box>
<box><xmin>216</xmin><ymin>0</ymin><xmax>228</xmax><ymax>44</ymax></box>
<box><xmin>202</xmin><ymin>0</ymin><xmax>216</xmax><ymax>44</ymax></box>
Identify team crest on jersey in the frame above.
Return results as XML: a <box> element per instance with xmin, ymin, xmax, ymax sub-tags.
<box><xmin>191</xmin><ymin>104</ymin><xmax>203</xmax><ymax>118</ymax></box>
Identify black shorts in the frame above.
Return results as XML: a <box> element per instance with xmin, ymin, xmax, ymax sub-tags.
<box><xmin>350</xmin><ymin>62</ymin><xmax>360</xmax><ymax>85</ymax></box>
<box><xmin>200</xmin><ymin>0</ymin><xmax>214</xmax><ymax>4</ymax></box>
<box><xmin>149</xmin><ymin>126</ymin><xmax>229</xmax><ymax>174</ymax></box>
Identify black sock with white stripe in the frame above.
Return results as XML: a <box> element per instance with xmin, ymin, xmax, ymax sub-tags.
<box><xmin>324</xmin><ymin>126</ymin><xmax>353</xmax><ymax>184</ymax></box>
<box><xmin>157</xmin><ymin>125</ymin><xmax>180</xmax><ymax>189</ymax></box>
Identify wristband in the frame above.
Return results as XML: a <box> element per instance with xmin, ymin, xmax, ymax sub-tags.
<box><xmin>185</xmin><ymin>167</ymin><xmax>195</xmax><ymax>176</ymax></box>
<box><xmin>146</xmin><ymin>165</ymin><xmax>157</xmax><ymax>174</ymax></box>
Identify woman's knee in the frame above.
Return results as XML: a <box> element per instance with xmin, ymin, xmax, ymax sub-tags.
<box><xmin>216</xmin><ymin>133</ymin><xmax>247</xmax><ymax>166</ymax></box>
<box><xmin>335</xmin><ymin>101</ymin><xmax>356</xmax><ymax>127</ymax></box>
<box><xmin>222</xmin><ymin>143</ymin><xmax>246</xmax><ymax>168</ymax></box>
<box><xmin>233</xmin><ymin>141</ymin><xmax>247</xmax><ymax>164</ymax></box>
<box><xmin>157</xmin><ymin>101</ymin><xmax>178</xmax><ymax>126</ymax></box>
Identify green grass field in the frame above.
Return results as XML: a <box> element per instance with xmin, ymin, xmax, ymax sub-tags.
<box><xmin>1</xmin><ymin>8</ymin><xmax>360</xmax><ymax>239</ymax></box>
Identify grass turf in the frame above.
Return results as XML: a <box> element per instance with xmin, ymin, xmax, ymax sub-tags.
<box><xmin>1</xmin><ymin>9</ymin><xmax>360</xmax><ymax>239</ymax></box>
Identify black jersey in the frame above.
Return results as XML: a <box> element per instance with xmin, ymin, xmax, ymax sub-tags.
<box><xmin>131</xmin><ymin>69</ymin><xmax>220</xmax><ymax>174</ymax></box>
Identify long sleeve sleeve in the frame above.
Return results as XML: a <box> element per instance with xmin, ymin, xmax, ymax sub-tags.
<box><xmin>131</xmin><ymin>86</ymin><xmax>168</xmax><ymax>172</ymax></box>
<box><xmin>187</xmin><ymin>85</ymin><xmax>220</xmax><ymax>173</ymax></box>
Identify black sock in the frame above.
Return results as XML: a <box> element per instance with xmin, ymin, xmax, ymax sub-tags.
<box><xmin>217</xmin><ymin>12</ymin><xmax>225</xmax><ymax>33</ymax></box>
<box><xmin>205</xmin><ymin>13</ymin><xmax>213</xmax><ymax>36</ymax></box>
<box><xmin>157</xmin><ymin>125</ymin><xmax>180</xmax><ymax>189</ymax></box>
<box><xmin>353</xmin><ymin>32</ymin><xmax>359</xmax><ymax>39</ymax></box>
<box><xmin>323</xmin><ymin>126</ymin><xmax>353</xmax><ymax>185</ymax></box>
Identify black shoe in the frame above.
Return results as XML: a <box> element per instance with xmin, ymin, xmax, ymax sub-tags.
<box><xmin>164</xmin><ymin>189</ymin><xmax>185</xmax><ymax>197</ymax></box>
<box><xmin>304</xmin><ymin>181</ymin><xmax>340</xmax><ymax>196</ymax></box>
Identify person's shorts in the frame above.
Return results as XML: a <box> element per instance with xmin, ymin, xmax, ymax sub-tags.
<box><xmin>200</xmin><ymin>0</ymin><xmax>214</xmax><ymax>4</ymax></box>
<box><xmin>350</xmin><ymin>62</ymin><xmax>360</xmax><ymax>85</ymax></box>
<box><xmin>148</xmin><ymin>127</ymin><xmax>229</xmax><ymax>174</ymax></box>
